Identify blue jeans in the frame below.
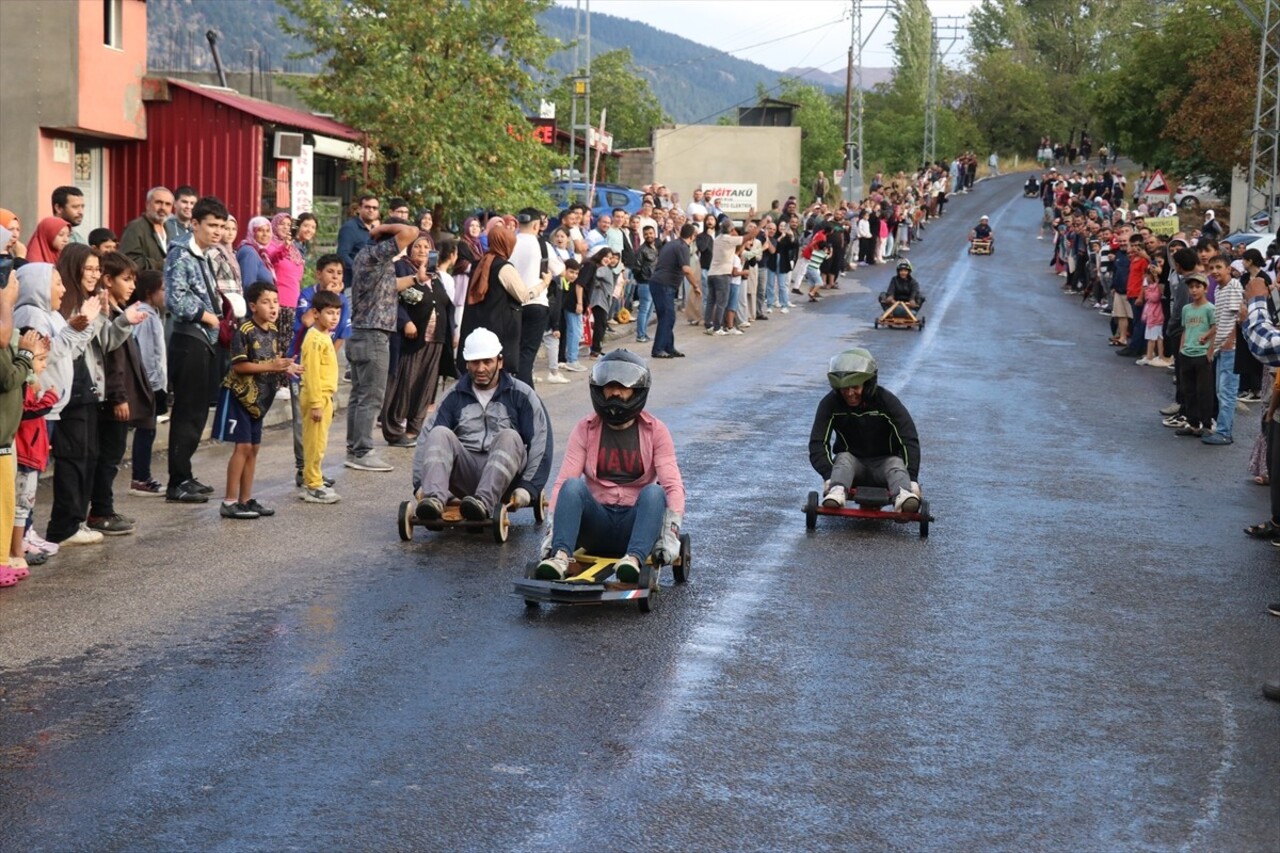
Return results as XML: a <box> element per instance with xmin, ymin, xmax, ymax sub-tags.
<box><xmin>550</xmin><ymin>478</ymin><xmax>667</xmax><ymax>561</ymax></box>
<box><xmin>727</xmin><ymin>280</ymin><xmax>741</xmax><ymax>322</ymax></box>
<box><xmin>651</xmin><ymin>282</ymin><xmax>676</xmax><ymax>355</ymax></box>
<box><xmin>764</xmin><ymin>268</ymin><xmax>791</xmax><ymax>308</ymax></box>
<box><xmin>563</xmin><ymin>311</ymin><xmax>583</xmax><ymax>365</ymax></box>
<box><xmin>634</xmin><ymin>282</ymin><xmax>653</xmax><ymax>338</ymax></box>
<box><xmin>1215</xmin><ymin>349</ymin><xmax>1239</xmax><ymax>437</ymax></box>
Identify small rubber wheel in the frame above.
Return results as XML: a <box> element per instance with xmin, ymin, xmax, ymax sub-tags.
<box><xmin>492</xmin><ymin>502</ymin><xmax>510</xmax><ymax>543</ymax></box>
<box><xmin>919</xmin><ymin>317</ymin><xmax>926</xmax><ymax>330</ymax></box>
<box><xmin>873</xmin><ymin>319</ymin><xmax>879</xmax><ymax>329</ymax></box>
<box><xmin>919</xmin><ymin>499</ymin><xmax>931</xmax><ymax>539</ymax></box>
<box><xmin>533</xmin><ymin>492</ymin><xmax>547</xmax><ymax>525</ymax></box>
<box><xmin>524</xmin><ymin>599</ymin><xmax>540</xmax><ymax>610</ymax></box>
<box><xmin>673</xmin><ymin>533</ymin><xmax>691</xmax><ymax>584</ymax></box>
<box><xmin>397</xmin><ymin>500</ymin><xmax>414</xmax><ymax>542</ymax></box>
<box><xmin>638</xmin><ymin>592</ymin><xmax>653</xmax><ymax>613</ymax></box>
<box><xmin>805</xmin><ymin>490</ymin><xmax>819</xmax><ymax>530</ymax></box>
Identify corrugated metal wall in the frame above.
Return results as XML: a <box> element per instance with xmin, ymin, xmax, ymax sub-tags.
<box><xmin>110</xmin><ymin>86</ymin><xmax>263</xmax><ymax>234</ymax></box>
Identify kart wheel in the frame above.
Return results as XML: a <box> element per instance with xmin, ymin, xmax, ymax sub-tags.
<box><xmin>638</xmin><ymin>592</ymin><xmax>653</xmax><ymax>613</ymax></box>
<box><xmin>918</xmin><ymin>317</ymin><xmax>926</xmax><ymax>330</ymax></box>
<box><xmin>873</xmin><ymin>319</ymin><xmax>879</xmax><ymax>329</ymax></box>
<box><xmin>533</xmin><ymin>491</ymin><xmax>547</xmax><ymax>525</ymax></box>
<box><xmin>397</xmin><ymin>500</ymin><xmax>414</xmax><ymax>542</ymax></box>
<box><xmin>919</xmin><ymin>499</ymin><xmax>931</xmax><ymax>539</ymax></box>
<box><xmin>673</xmin><ymin>533</ymin><xmax>691</xmax><ymax>584</ymax></box>
<box><xmin>492</xmin><ymin>502</ymin><xmax>510</xmax><ymax>543</ymax></box>
<box><xmin>524</xmin><ymin>599</ymin><xmax>540</xmax><ymax>610</ymax></box>
<box><xmin>805</xmin><ymin>491</ymin><xmax>819</xmax><ymax>530</ymax></box>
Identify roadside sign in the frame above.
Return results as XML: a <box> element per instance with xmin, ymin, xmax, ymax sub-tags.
<box><xmin>1144</xmin><ymin>215</ymin><xmax>1178</xmax><ymax>236</ymax></box>
<box><xmin>1143</xmin><ymin>169</ymin><xmax>1171</xmax><ymax>197</ymax></box>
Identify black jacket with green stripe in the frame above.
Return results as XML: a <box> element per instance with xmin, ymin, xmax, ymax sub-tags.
<box><xmin>808</xmin><ymin>387</ymin><xmax>920</xmax><ymax>480</ymax></box>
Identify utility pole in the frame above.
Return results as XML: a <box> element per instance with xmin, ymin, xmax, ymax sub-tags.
<box><xmin>921</xmin><ymin>16</ymin><xmax>965</xmax><ymax>167</ymax></box>
<box><xmin>1243</xmin><ymin>0</ymin><xmax>1280</xmax><ymax>226</ymax></box>
<box><xmin>568</xmin><ymin>0</ymin><xmax>592</xmax><ymax>194</ymax></box>
<box><xmin>844</xmin><ymin>0</ymin><xmax>894</xmax><ymax>203</ymax></box>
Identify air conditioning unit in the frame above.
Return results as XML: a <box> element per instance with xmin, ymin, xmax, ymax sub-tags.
<box><xmin>273</xmin><ymin>132</ymin><xmax>304</xmax><ymax>159</ymax></box>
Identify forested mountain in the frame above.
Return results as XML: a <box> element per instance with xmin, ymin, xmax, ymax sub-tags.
<box><xmin>146</xmin><ymin>0</ymin><xmax>879</xmax><ymax>123</ymax></box>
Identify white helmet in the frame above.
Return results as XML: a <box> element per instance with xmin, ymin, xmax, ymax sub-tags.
<box><xmin>462</xmin><ymin>328</ymin><xmax>502</xmax><ymax>361</ymax></box>
<box><xmin>980</xmin><ymin>215</ymin><xmax>989</xmax><ymax>221</ymax></box>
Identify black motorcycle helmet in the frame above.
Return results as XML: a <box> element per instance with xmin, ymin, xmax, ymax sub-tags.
<box><xmin>589</xmin><ymin>350</ymin><xmax>651</xmax><ymax>426</ymax></box>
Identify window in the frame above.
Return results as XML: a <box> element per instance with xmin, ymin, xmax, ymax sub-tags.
<box><xmin>103</xmin><ymin>0</ymin><xmax>122</xmax><ymax>49</ymax></box>
<box><xmin>605</xmin><ymin>191</ymin><xmax>630</xmax><ymax>209</ymax></box>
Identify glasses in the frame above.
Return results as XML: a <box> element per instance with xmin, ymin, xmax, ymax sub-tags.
<box><xmin>361</xmin><ymin>204</ymin><xmax>379</xmax><ymax>210</ymax></box>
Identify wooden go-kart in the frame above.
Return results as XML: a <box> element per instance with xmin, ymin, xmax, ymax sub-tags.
<box><xmin>804</xmin><ymin>485</ymin><xmax>933</xmax><ymax>538</ymax></box>
<box><xmin>874</xmin><ymin>300</ymin><xmax>925</xmax><ymax>331</ymax></box>
<box><xmin>514</xmin><ymin>536</ymin><xmax>692</xmax><ymax>613</ymax></box>
<box><xmin>969</xmin><ymin>237</ymin><xmax>994</xmax><ymax>255</ymax></box>
<box><xmin>397</xmin><ymin>489</ymin><xmax>546</xmax><ymax>544</ymax></box>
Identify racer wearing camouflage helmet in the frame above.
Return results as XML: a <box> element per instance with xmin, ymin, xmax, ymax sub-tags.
<box><xmin>808</xmin><ymin>347</ymin><xmax>921</xmax><ymax>511</ymax></box>
<box><xmin>536</xmin><ymin>350</ymin><xmax>686</xmax><ymax>583</ymax></box>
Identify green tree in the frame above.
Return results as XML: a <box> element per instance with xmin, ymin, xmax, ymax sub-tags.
<box><xmin>278</xmin><ymin>0</ymin><xmax>557</xmax><ymax>215</ymax></box>
<box><xmin>961</xmin><ymin>50</ymin><xmax>1055</xmax><ymax>155</ymax></box>
<box><xmin>545</xmin><ymin>49</ymin><xmax>667</xmax><ymax>151</ymax></box>
<box><xmin>889</xmin><ymin>0</ymin><xmax>932</xmax><ymax>109</ymax></box>
<box><xmin>773</xmin><ymin>78</ymin><xmax>845</xmax><ymax>204</ymax></box>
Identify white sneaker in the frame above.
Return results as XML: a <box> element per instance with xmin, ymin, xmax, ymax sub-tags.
<box><xmin>545</xmin><ymin>371</ymin><xmax>570</xmax><ymax>384</ymax></box>
<box><xmin>301</xmin><ymin>486</ymin><xmax>342</xmax><ymax>504</ymax></box>
<box><xmin>705</xmin><ymin>327</ymin><xmax>716</xmax><ymax>336</ymax></box>
<box><xmin>25</xmin><ymin>530</ymin><xmax>58</xmax><ymax>555</ymax></box>
<box><xmin>822</xmin><ymin>484</ymin><xmax>846</xmax><ymax>508</ymax></box>
<box><xmin>714</xmin><ymin>328</ymin><xmax>728</xmax><ymax>336</ymax></box>
<box><xmin>740</xmin><ymin>321</ymin><xmax>752</xmax><ymax>328</ymax></box>
<box><xmin>894</xmin><ymin>490</ymin><xmax>921</xmax><ymax>513</ymax></box>
<box><xmin>766</xmin><ymin>307</ymin><xmax>774</xmax><ymax>314</ymax></box>
<box><xmin>728</xmin><ymin>328</ymin><xmax>744</xmax><ymax>335</ymax></box>
<box><xmin>780</xmin><ymin>307</ymin><xmax>790</xmax><ymax>314</ymax></box>
<box><xmin>1135</xmin><ymin>357</ymin><xmax>1150</xmax><ymax>366</ymax></box>
<box><xmin>535</xmin><ymin>550</ymin><xmax>570</xmax><ymax>580</ymax></box>
<box><xmin>61</xmin><ymin>525</ymin><xmax>104</xmax><ymax>546</ymax></box>
<box><xmin>562</xmin><ymin>362</ymin><xmax>588</xmax><ymax>373</ymax></box>
<box><xmin>275</xmin><ymin>386</ymin><xmax>292</xmax><ymax>400</ymax></box>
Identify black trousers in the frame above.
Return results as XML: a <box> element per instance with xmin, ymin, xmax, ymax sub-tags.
<box><xmin>167</xmin><ymin>334</ymin><xmax>218</xmax><ymax>486</ymax></box>
<box><xmin>590</xmin><ymin>305</ymin><xmax>608</xmax><ymax>355</ymax></box>
<box><xmin>1178</xmin><ymin>354</ymin><xmax>1215</xmax><ymax>429</ymax></box>
<box><xmin>47</xmin><ymin>402</ymin><xmax>98</xmax><ymax>543</ymax></box>
<box><xmin>518</xmin><ymin>304</ymin><xmax>549</xmax><ymax>386</ymax></box>
<box><xmin>90</xmin><ymin>413</ymin><xmax>128</xmax><ymax>519</ymax></box>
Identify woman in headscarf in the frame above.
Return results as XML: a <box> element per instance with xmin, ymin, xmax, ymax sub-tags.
<box><xmin>453</xmin><ymin>216</ymin><xmax>484</xmax><ymax>323</ymax></box>
<box><xmin>209</xmin><ymin>213</ymin><xmax>243</xmax><ymax>298</ymax></box>
<box><xmin>26</xmin><ymin>216</ymin><xmax>71</xmax><ymax>264</ymax></box>
<box><xmin>235</xmin><ymin>216</ymin><xmax>275</xmax><ymax>286</ymax></box>
<box><xmin>457</xmin><ymin>224</ymin><xmax>532</xmax><ymax>368</ymax></box>
<box><xmin>267</xmin><ymin>212</ymin><xmax>304</xmax><ymax>364</ymax></box>
<box><xmin>0</xmin><ymin>210</ymin><xmax>24</xmax><ymax>267</ymax></box>
<box><xmin>382</xmin><ymin>235</ymin><xmax>457</xmax><ymax>446</ymax></box>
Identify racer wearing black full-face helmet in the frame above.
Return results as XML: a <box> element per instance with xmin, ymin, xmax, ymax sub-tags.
<box><xmin>536</xmin><ymin>350</ymin><xmax>686</xmax><ymax>582</ymax></box>
<box><xmin>808</xmin><ymin>347</ymin><xmax>921</xmax><ymax>511</ymax></box>
<box><xmin>880</xmin><ymin>260</ymin><xmax>924</xmax><ymax>312</ymax></box>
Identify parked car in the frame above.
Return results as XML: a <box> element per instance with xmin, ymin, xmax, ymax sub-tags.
<box><xmin>1174</xmin><ymin>176</ymin><xmax>1223</xmax><ymax>210</ymax></box>
<box><xmin>1222</xmin><ymin>232</ymin><xmax>1274</xmax><ymax>258</ymax></box>
<box><xmin>545</xmin><ymin>181</ymin><xmax>645</xmax><ymax>221</ymax></box>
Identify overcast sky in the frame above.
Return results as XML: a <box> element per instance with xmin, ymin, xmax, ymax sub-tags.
<box><xmin>554</xmin><ymin>0</ymin><xmax>983</xmax><ymax>71</ymax></box>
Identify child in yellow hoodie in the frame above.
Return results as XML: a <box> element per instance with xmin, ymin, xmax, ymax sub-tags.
<box><xmin>298</xmin><ymin>289</ymin><xmax>342</xmax><ymax>503</ymax></box>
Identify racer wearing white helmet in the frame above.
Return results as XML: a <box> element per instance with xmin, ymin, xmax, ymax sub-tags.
<box><xmin>412</xmin><ymin>327</ymin><xmax>553</xmax><ymax>522</ymax></box>
<box><xmin>535</xmin><ymin>350</ymin><xmax>686</xmax><ymax>582</ymax></box>
<box><xmin>809</xmin><ymin>348</ymin><xmax>921</xmax><ymax>512</ymax></box>
<box><xmin>972</xmin><ymin>214</ymin><xmax>994</xmax><ymax>243</ymax></box>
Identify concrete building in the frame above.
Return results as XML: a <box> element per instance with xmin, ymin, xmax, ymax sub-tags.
<box><xmin>0</xmin><ymin>0</ymin><xmax>149</xmax><ymax>236</ymax></box>
<box><xmin>652</xmin><ymin>125</ymin><xmax>802</xmax><ymax>215</ymax></box>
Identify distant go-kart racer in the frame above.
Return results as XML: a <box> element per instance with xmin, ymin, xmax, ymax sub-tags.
<box><xmin>876</xmin><ymin>261</ymin><xmax>926</xmax><ymax>327</ymax></box>
<box><xmin>808</xmin><ymin>347</ymin><xmax>921</xmax><ymax>512</ymax></box>
<box><xmin>968</xmin><ymin>214</ymin><xmax>994</xmax><ymax>253</ymax></box>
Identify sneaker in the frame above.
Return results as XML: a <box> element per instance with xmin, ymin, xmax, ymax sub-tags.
<box><xmin>86</xmin><ymin>514</ymin><xmax>136</xmax><ymax>536</ymax></box>
<box><xmin>1174</xmin><ymin>426</ymin><xmax>1203</xmax><ymax>437</ymax></box>
<box><xmin>1159</xmin><ymin>403</ymin><xmax>1181</xmax><ymax>416</ymax></box>
<box><xmin>1201</xmin><ymin>432</ymin><xmax>1233</xmax><ymax>445</ymax></box>
<box><xmin>1162</xmin><ymin>415</ymin><xmax>1188</xmax><ymax>428</ymax></box>
<box><xmin>1149</xmin><ymin>357</ymin><xmax>1173</xmax><ymax>368</ymax></box>
<box><xmin>894</xmin><ymin>490</ymin><xmax>922</xmax><ymax>513</ymax></box>
<box><xmin>243</xmin><ymin>499</ymin><xmax>276</xmax><ymax>517</ymax></box>
<box><xmin>740</xmin><ymin>321</ymin><xmax>752</xmax><ymax>328</ymax></box>
<box><xmin>780</xmin><ymin>307</ymin><xmax>790</xmax><ymax>314</ymax></box>
<box><xmin>295</xmin><ymin>470</ymin><xmax>336</xmax><ymax>488</ymax></box>
<box><xmin>1135</xmin><ymin>357</ymin><xmax>1150</xmax><ymax>366</ymax></box>
<box><xmin>301</xmin><ymin>486</ymin><xmax>342</xmax><ymax>504</ymax></box>
<box><xmin>275</xmin><ymin>386</ymin><xmax>292</xmax><ymax>400</ymax></box>
<box><xmin>545</xmin><ymin>371</ymin><xmax>570</xmax><ymax>384</ymax></box>
<box><xmin>535</xmin><ymin>550</ymin><xmax>570</xmax><ymax>580</ymax></box>
<box><xmin>562</xmin><ymin>362</ymin><xmax>588</xmax><ymax>373</ymax></box>
<box><xmin>414</xmin><ymin>495</ymin><xmax>444</xmax><ymax>522</ymax></box>
<box><xmin>459</xmin><ymin>495</ymin><xmax>488</xmax><ymax>521</ymax></box>
<box><xmin>713</xmin><ymin>328</ymin><xmax>728</xmax><ymax>336</ymax></box>
<box><xmin>822</xmin><ymin>484</ymin><xmax>847</xmax><ymax>508</ymax></box>
<box><xmin>165</xmin><ymin>480</ymin><xmax>210</xmax><ymax>503</ymax></box>
<box><xmin>219</xmin><ymin>501</ymin><xmax>260</xmax><ymax>519</ymax></box>
<box><xmin>704</xmin><ymin>327</ymin><xmax>715</xmax><ymax>335</ymax></box>
<box><xmin>614</xmin><ymin>554</ymin><xmax>642</xmax><ymax>585</ymax></box>
<box><xmin>25</xmin><ymin>549</ymin><xmax>48</xmax><ymax>567</ymax></box>
<box><xmin>60</xmin><ymin>525</ymin><xmax>104</xmax><ymax>546</ymax></box>
<box><xmin>189</xmin><ymin>479</ymin><xmax>216</xmax><ymax>495</ymax></box>
<box><xmin>25</xmin><ymin>530</ymin><xmax>58</xmax><ymax>556</ymax></box>
<box><xmin>129</xmin><ymin>479</ymin><xmax>164</xmax><ymax>497</ymax></box>
<box><xmin>344</xmin><ymin>452</ymin><xmax>394</xmax><ymax>472</ymax></box>
<box><xmin>728</xmin><ymin>327</ymin><xmax>744</xmax><ymax>335</ymax></box>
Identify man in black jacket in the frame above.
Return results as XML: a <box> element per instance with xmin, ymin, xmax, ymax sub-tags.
<box><xmin>879</xmin><ymin>261</ymin><xmax>925</xmax><ymax>317</ymax></box>
<box><xmin>808</xmin><ymin>348</ymin><xmax>921</xmax><ymax>512</ymax></box>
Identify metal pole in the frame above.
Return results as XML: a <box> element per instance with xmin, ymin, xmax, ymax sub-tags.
<box><xmin>849</xmin><ymin>0</ymin><xmax>863</xmax><ymax>202</ymax></box>
<box><xmin>583</xmin><ymin>0</ymin><xmax>592</xmax><ymax>191</ymax></box>
<box><xmin>1245</xmin><ymin>0</ymin><xmax>1280</xmax><ymax>226</ymax></box>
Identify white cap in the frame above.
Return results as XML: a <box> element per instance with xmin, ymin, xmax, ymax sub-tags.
<box><xmin>980</xmin><ymin>215</ymin><xmax>989</xmax><ymax>220</ymax></box>
<box><xmin>462</xmin><ymin>328</ymin><xmax>502</xmax><ymax>361</ymax></box>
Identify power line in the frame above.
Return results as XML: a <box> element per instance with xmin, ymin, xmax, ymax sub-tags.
<box><xmin>642</xmin><ymin>15</ymin><xmax>850</xmax><ymax>73</ymax></box>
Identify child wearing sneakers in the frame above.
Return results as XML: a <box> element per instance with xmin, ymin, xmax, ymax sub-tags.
<box><xmin>1177</xmin><ymin>273</ymin><xmax>1216</xmax><ymax>437</ymax></box>
<box><xmin>1139</xmin><ymin>263</ymin><xmax>1169</xmax><ymax>367</ymax></box>
<box><xmin>298</xmin><ymin>289</ymin><xmax>342</xmax><ymax>504</ymax></box>
<box><xmin>0</xmin><ymin>280</ymin><xmax>43</xmax><ymax>588</ymax></box>
<box><xmin>213</xmin><ymin>282</ymin><xmax>302</xmax><ymax>519</ymax></box>
<box><xmin>14</xmin><ymin>336</ymin><xmax>57</xmax><ymax>569</ymax></box>
<box><xmin>289</xmin><ymin>254</ymin><xmax>349</xmax><ymax>487</ymax></box>
<box><xmin>127</xmin><ymin>270</ymin><xmax>167</xmax><ymax>496</ymax></box>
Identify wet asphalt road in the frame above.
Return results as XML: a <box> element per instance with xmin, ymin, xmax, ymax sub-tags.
<box><xmin>2</xmin><ymin>174</ymin><xmax>1279</xmax><ymax>852</ymax></box>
